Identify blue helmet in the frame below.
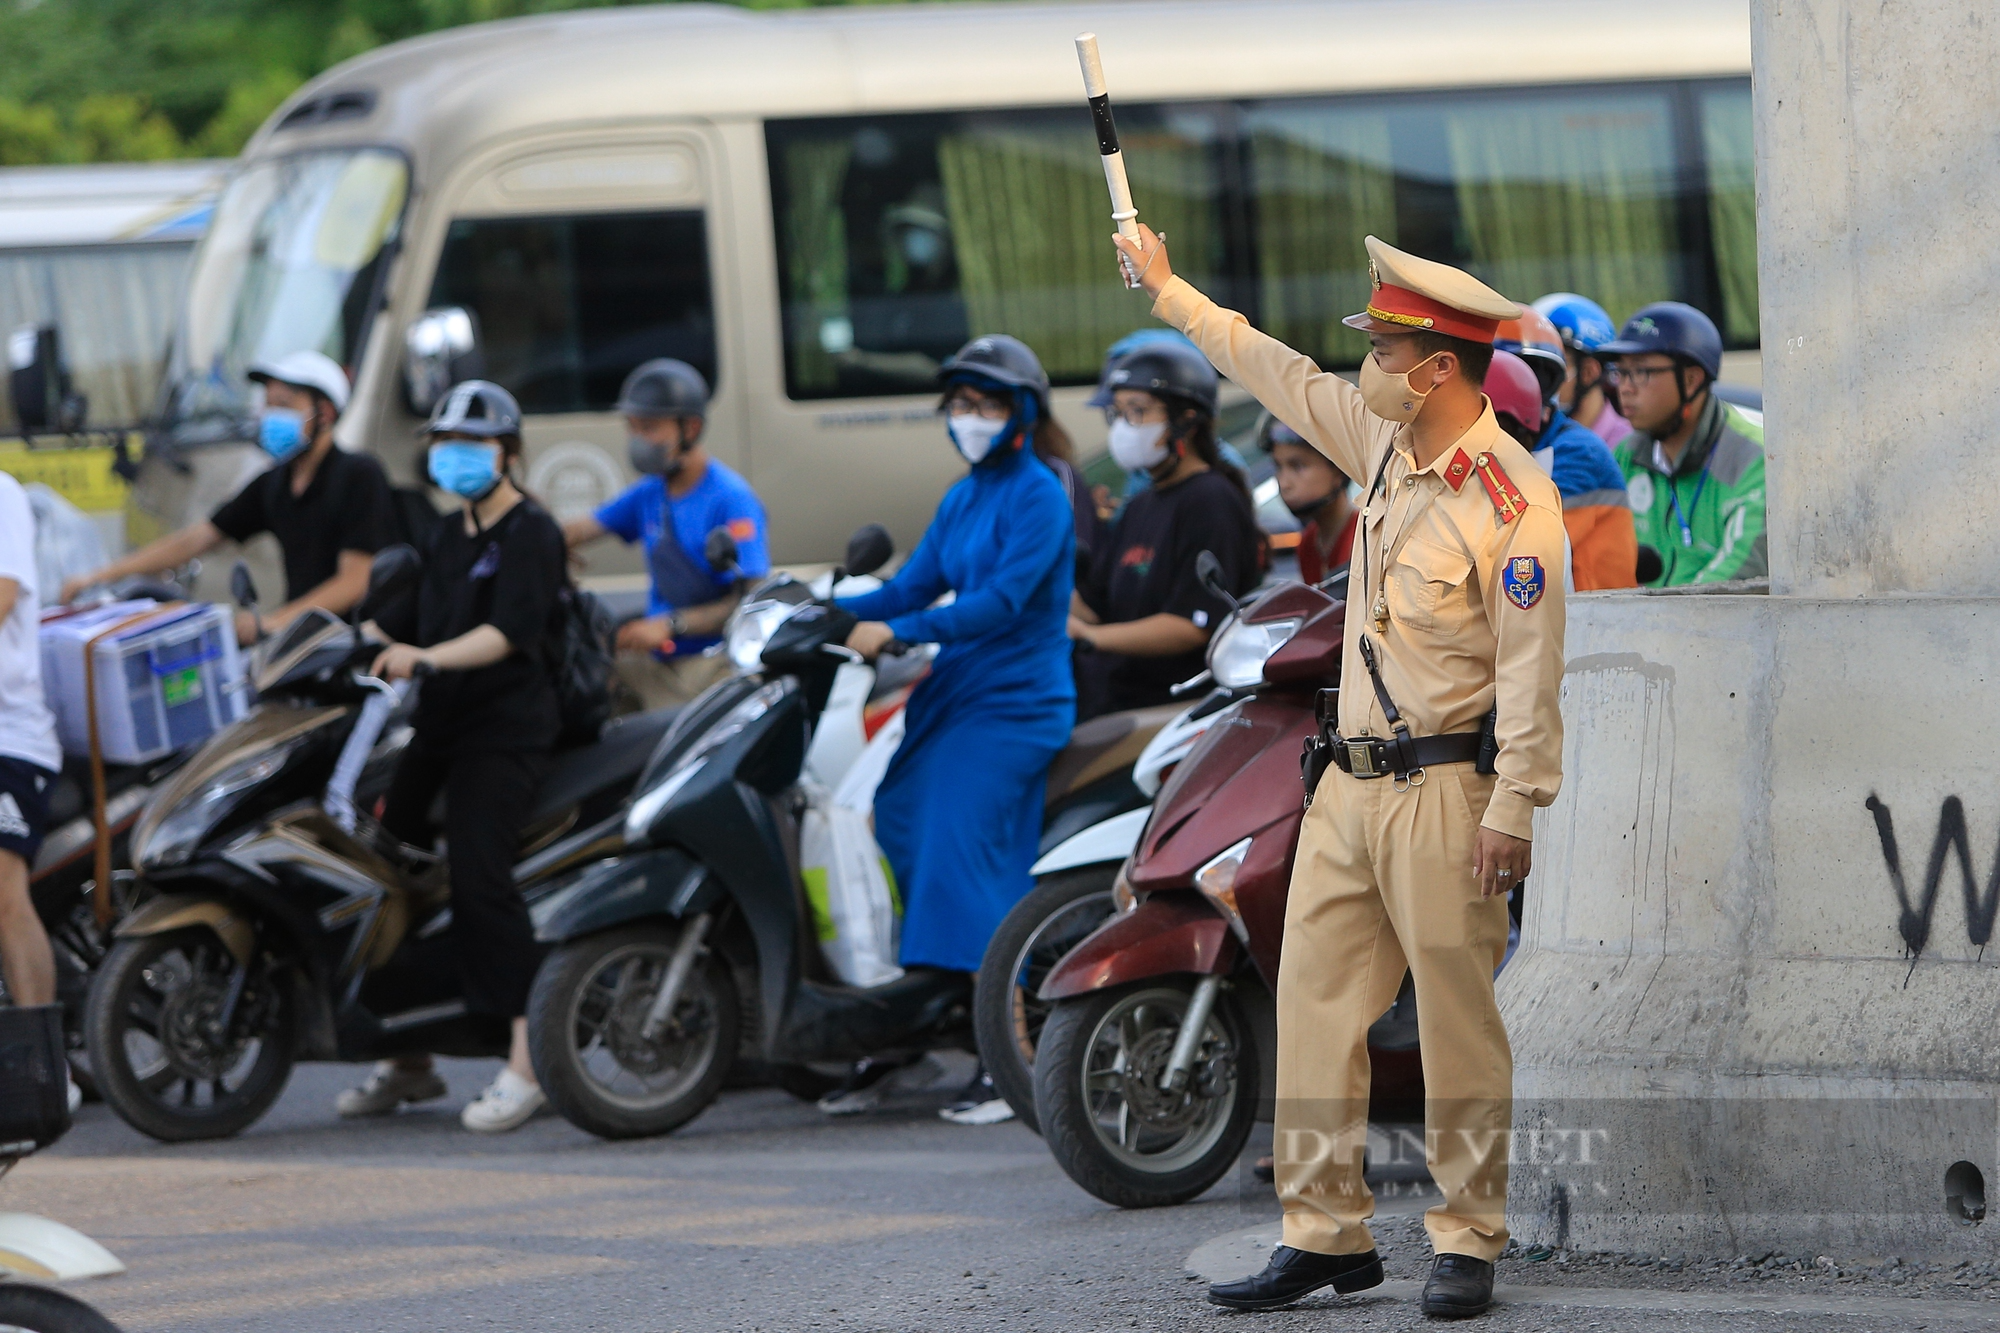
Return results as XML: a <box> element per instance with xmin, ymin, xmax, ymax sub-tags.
<box><xmin>1598</xmin><ymin>302</ymin><xmax>1723</xmax><ymax>380</ymax></box>
<box><xmin>1532</xmin><ymin>293</ymin><xmax>1618</xmax><ymax>354</ymax></box>
<box><xmin>1087</xmin><ymin>328</ymin><xmax>1202</xmax><ymax>408</ymax></box>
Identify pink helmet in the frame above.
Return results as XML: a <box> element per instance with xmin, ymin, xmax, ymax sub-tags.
<box><xmin>1485</xmin><ymin>349</ymin><xmax>1544</xmax><ymax>440</ymax></box>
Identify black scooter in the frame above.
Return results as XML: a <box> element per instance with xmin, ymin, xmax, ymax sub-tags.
<box><xmin>526</xmin><ymin>525</ymin><xmax>1125</xmax><ymax>1139</ymax></box>
<box><xmin>83</xmin><ymin>549</ymin><xmax>680</xmax><ymax>1141</ymax></box>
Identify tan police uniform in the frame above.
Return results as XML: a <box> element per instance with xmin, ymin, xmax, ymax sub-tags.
<box><xmin>1152</xmin><ymin>236</ymin><xmax>1566</xmax><ymax>1262</ymax></box>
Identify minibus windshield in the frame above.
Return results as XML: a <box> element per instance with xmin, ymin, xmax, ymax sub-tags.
<box><xmin>161</xmin><ymin>148</ymin><xmax>408</xmax><ymax>444</ymax></box>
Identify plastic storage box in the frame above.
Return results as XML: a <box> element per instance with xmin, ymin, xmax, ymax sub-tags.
<box><xmin>40</xmin><ymin>601</ymin><xmax>249</xmax><ymax>764</ymax></box>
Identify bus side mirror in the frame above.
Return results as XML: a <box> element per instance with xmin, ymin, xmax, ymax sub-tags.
<box><xmin>8</xmin><ymin>323</ymin><xmax>87</xmax><ymax>435</ymax></box>
<box><xmin>403</xmin><ymin>308</ymin><xmax>483</xmax><ymax>416</ymax></box>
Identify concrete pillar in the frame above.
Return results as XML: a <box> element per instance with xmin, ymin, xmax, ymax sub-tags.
<box><xmin>1501</xmin><ymin>0</ymin><xmax>2000</xmax><ymax>1258</ymax></box>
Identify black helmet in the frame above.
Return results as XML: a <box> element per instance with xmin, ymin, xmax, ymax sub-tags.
<box><xmin>1104</xmin><ymin>341</ymin><xmax>1218</xmax><ymax>418</ymax></box>
<box><xmin>938</xmin><ymin>334</ymin><xmax>1050</xmax><ymax>406</ymax></box>
<box><xmin>1598</xmin><ymin>302</ymin><xmax>1723</xmax><ymax>380</ymax></box>
<box><xmin>421</xmin><ymin>379</ymin><xmax>521</xmax><ymax>438</ymax></box>
<box><xmin>615</xmin><ymin>358</ymin><xmax>709</xmax><ymax>418</ymax></box>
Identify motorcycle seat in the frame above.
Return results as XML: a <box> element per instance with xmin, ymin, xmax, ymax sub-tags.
<box><xmin>1044</xmin><ymin>704</ymin><xmax>1182</xmax><ymax>806</ymax></box>
<box><xmin>525</xmin><ymin>705</ymin><xmax>680</xmax><ymax>825</ymax></box>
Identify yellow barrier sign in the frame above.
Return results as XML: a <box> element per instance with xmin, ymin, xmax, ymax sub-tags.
<box><xmin>0</xmin><ymin>435</ymin><xmax>135</xmax><ymax>513</ymax></box>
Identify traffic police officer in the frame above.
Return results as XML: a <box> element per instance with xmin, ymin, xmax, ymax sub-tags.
<box><xmin>1113</xmin><ymin>226</ymin><xmax>1566</xmax><ymax>1319</ymax></box>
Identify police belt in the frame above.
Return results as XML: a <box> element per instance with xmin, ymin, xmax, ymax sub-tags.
<box><xmin>1329</xmin><ymin>729</ymin><xmax>1483</xmax><ymax>779</ymax></box>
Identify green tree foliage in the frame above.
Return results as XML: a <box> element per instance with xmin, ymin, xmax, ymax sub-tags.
<box><xmin>0</xmin><ymin>0</ymin><xmax>995</xmax><ymax>165</ymax></box>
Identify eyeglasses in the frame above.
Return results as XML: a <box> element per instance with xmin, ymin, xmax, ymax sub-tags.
<box><xmin>1102</xmin><ymin>404</ymin><xmax>1170</xmax><ymax>427</ymax></box>
<box><xmin>1605</xmin><ymin>363</ymin><xmax>1679</xmax><ymax>387</ymax></box>
<box><xmin>945</xmin><ymin>394</ymin><xmax>1011</xmax><ymax>420</ymax></box>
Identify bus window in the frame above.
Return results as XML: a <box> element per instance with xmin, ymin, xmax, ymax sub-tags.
<box><xmin>426</xmin><ymin>210</ymin><xmax>715</xmax><ymax>414</ymax></box>
<box><xmin>1699</xmin><ymin>83</ymin><xmax>1757</xmax><ymax>347</ymax></box>
<box><xmin>1246</xmin><ymin>84</ymin><xmax>1688</xmax><ymax>368</ymax></box>
<box><xmin>767</xmin><ymin>108</ymin><xmax>1226</xmax><ymax>400</ymax></box>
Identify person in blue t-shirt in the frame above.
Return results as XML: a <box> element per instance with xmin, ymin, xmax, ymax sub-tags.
<box><xmin>563</xmin><ymin>359</ymin><xmax>770</xmax><ymax>708</ymax></box>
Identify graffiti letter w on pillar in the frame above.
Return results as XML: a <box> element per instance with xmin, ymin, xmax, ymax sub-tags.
<box><xmin>1865</xmin><ymin>794</ymin><xmax>2000</xmax><ymax>980</ymax></box>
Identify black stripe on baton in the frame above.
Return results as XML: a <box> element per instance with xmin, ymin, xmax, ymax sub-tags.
<box><xmin>1087</xmin><ymin>93</ymin><xmax>1120</xmax><ymax>156</ymax></box>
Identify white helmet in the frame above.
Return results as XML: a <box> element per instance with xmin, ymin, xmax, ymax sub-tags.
<box><xmin>247</xmin><ymin>350</ymin><xmax>350</xmax><ymax>414</ymax></box>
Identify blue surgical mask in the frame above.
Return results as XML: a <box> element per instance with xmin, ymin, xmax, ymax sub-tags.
<box><xmin>428</xmin><ymin>441</ymin><xmax>502</xmax><ymax>499</ymax></box>
<box><xmin>258</xmin><ymin>407</ymin><xmax>308</xmax><ymax>461</ymax></box>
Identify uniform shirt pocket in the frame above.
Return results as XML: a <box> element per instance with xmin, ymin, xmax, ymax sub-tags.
<box><xmin>1388</xmin><ymin>536</ymin><xmax>1474</xmax><ymax>634</ymax></box>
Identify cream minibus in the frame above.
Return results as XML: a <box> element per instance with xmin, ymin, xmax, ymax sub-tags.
<box><xmin>130</xmin><ymin>0</ymin><xmax>1755</xmax><ymax>587</ymax></box>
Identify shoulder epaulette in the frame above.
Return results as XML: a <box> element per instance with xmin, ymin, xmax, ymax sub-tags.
<box><xmin>1472</xmin><ymin>451</ymin><xmax>1528</xmax><ymax>525</ymax></box>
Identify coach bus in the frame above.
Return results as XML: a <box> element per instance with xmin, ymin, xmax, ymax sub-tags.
<box><xmin>131</xmin><ymin>0</ymin><xmax>1755</xmax><ymax>578</ymax></box>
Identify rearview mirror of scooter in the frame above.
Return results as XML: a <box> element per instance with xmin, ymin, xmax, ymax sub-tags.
<box><xmin>843</xmin><ymin>524</ymin><xmax>895</xmax><ymax>580</ymax></box>
<box><xmin>359</xmin><ymin>544</ymin><xmax>422</xmax><ymax>621</ymax></box>
<box><xmin>1196</xmin><ymin>550</ymin><xmax>1240</xmax><ymax>612</ymax></box>
<box><xmin>703</xmin><ymin>526</ymin><xmax>740</xmax><ymax>579</ymax></box>
<box><xmin>229</xmin><ymin>561</ymin><xmax>259</xmax><ymax>612</ymax></box>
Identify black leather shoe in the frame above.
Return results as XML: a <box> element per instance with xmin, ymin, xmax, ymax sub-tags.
<box><xmin>1206</xmin><ymin>1245</ymin><xmax>1384</xmax><ymax>1311</ymax></box>
<box><xmin>1421</xmin><ymin>1254</ymin><xmax>1494</xmax><ymax>1318</ymax></box>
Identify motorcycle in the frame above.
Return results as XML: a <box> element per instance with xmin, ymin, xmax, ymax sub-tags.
<box><xmin>82</xmin><ymin>548</ymin><xmax>685</xmax><ymax>1142</ymax></box>
<box><xmin>0</xmin><ymin>1007</ymin><xmax>125</xmax><ymax>1332</ymax></box>
<box><xmin>970</xmin><ymin>560</ymin><xmax>1327</xmax><ymax>1134</ymax></box>
<box><xmin>523</xmin><ymin>525</ymin><xmax>1178</xmax><ymax>1138</ymax></box>
<box><xmin>1028</xmin><ymin>566</ymin><xmax>1426</xmax><ymax>1208</ymax></box>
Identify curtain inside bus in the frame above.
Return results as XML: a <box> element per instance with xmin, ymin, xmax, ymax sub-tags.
<box><xmin>0</xmin><ymin>243</ymin><xmax>192</xmax><ymax>433</ymax></box>
<box><xmin>1700</xmin><ymin>85</ymin><xmax>1759</xmax><ymax>346</ymax></box>
<box><xmin>768</xmin><ymin>78</ymin><xmax>1754</xmax><ymax>401</ymax></box>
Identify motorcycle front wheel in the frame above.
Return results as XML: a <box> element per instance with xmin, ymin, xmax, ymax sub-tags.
<box><xmin>527</xmin><ymin>923</ymin><xmax>740</xmax><ymax>1140</ymax></box>
<box><xmin>1034</xmin><ymin>979</ymin><xmax>1258</xmax><ymax>1208</ymax></box>
<box><xmin>85</xmin><ymin>927</ymin><xmax>296</xmax><ymax>1143</ymax></box>
<box><xmin>0</xmin><ymin>1284</ymin><xmax>123</xmax><ymax>1332</ymax></box>
<box><xmin>972</xmin><ymin>865</ymin><xmax>1120</xmax><ymax>1135</ymax></box>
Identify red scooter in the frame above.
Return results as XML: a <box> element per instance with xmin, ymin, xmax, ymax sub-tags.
<box><xmin>1030</xmin><ymin>571</ymin><xmax>1423</xmax><ymax>1208</ymax></box>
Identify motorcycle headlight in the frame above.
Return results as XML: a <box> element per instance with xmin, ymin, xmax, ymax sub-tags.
<box><xmin>132</xmin><ymin>747</ymin><xmax>292</xmax><ymax>870</ymax></box>
<box><xmin>725</xmin><ymin>600</ymin><xmax>800</xmax><ymax>671</ymax></box>
<box><xmin>1207</xmin><ymin>616</ymin><xmax>1303</xmax><ymax>689</ymax></box>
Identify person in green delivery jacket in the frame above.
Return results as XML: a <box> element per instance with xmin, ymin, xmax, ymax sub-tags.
<box><xmin>1600</xmin><ymin>302</ymin><xmax>1767</xmax><ymax>586</ymax></box>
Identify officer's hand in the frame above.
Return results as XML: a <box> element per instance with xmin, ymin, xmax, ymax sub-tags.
<box><xmin>846</xmin><ymin>620</ymin><xmax>896</xmax><ymax>662</ymax></box>
<box><xmin>1112</xmin><ymin>223</ymin><xmax>1173</xmax><ymax>299</ymax></box>
<box><xmin>1472</xmin><ymin>827</ymin><xmax>1531</xmax><ymax>900</ymax></box>
<box><xmin>616</xmin><ymin>615</ymin><xmax>673</xmax><ymax>656</ymax></box>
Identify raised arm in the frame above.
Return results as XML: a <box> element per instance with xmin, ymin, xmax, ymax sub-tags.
<box><xmin>1114</xmin><ymin>225</ymin><xmax>1384</xmax><ymax>484</ymax></box>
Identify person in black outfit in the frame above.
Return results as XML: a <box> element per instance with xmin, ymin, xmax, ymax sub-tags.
<box><xmin>338</xmin><ymin>380</ymin><xmax>567</xmax><ymax>1135</ymax></box>
<box><xmin>1070</xmin><ymin>342</ymin><xmax>1262</xmax><ymax>720</ymax></box>
<box><xmin>60</xmin><ymin>351</ymin><xmax>393</xmax><ymax>644</ymax></box>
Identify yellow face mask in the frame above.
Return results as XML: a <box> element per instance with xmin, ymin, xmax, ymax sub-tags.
<box><xmin>1358</xmin><ymin>351</ymin><xmax>1445</xmax><ymax>424</ymax></box>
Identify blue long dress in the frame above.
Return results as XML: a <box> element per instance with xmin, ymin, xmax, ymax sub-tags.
<box><xmin>839</xmin><ymin>445</ymin><xmax>1076</xmax><ymax>973</ymax></box>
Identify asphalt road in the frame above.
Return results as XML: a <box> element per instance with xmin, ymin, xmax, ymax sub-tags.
<box><xmin>8</xmin><ymin>1054</ymin><xmax>1996</xmax><ymax>1332</ymax></box>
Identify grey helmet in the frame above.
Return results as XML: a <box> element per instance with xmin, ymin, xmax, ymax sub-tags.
<box><xmin>1104</xmin><ymin>341</ymin><xmax>1219</xmax><ymax>418</ymax></box>
<box><xmin>938</xmin><ymin>334</ymin><xmax>1050</xmax><ymax>408</ymax></box>
<box><xmin>421</xmin><ymin>379</ymin><xmax>521</xmax><ymax>438</ymax></box>
<box><xmin>615</xmin><ymin>358</ymin><xmax>710</xmax><ymax>418</ymax></box>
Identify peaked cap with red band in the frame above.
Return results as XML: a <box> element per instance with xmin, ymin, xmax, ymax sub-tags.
<box><xmin>1341</xmin><ymin>236</ymin><xmax>1521</xmax><ymax>343</ymax></box>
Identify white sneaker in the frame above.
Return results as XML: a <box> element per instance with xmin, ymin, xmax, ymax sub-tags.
<box><xmin>460</xmin><ymin>1068</ymin><xmax>546</xmax><ymax>1133</ymax></box>
<box><xmin>66</xmin><ymin>1073</ymin><xmax>81</xmax><ymax>1116</ymax></box>
<box><xmin>939</xmin><ymin>1097</ymin><xmax>1016</xmax><ymax>1126</ymax></box>
<box><xmin>335</xmin><ymin>1061</ymin><xmax>448</xmax><ymax>1118</ymax></box>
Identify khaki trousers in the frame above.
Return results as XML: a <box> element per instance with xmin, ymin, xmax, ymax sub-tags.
<box><xmin>613</xmin><ymin>651</ymin><xmax>733</xmax><ymax>713</ymax></box>
<box><xmin>1274</xmin><ymin>760</ymin><xmax>1513</xmax><ymax>1262</ymax></box>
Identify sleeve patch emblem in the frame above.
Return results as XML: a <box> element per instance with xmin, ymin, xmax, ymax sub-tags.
<box><xmin>1503</xmin><ymin>555</ymin><xmax>1546</xmax><ymax>610</ymax></box>
<box><xmin>727</xmin><ymin>517</ymin><xmax>759</xmax><ymax>542</ymax></box>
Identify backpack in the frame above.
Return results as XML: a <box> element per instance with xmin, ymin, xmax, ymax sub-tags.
<box><xmin>549</xmin><ymin>582</ymin><xmax>615</xmax><ymax>747</ymax></box>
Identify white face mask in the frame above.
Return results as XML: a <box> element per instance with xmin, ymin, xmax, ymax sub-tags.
<box><xmin>947</xmin><ymin>412</ymin><xmax>1009</xmax><ymax>464</ymax></box>
<box><xmin>1358</xmin><ymin>351</ymin><xmax>1445</xmax><ymax>423</ymax></box>
<box><xmin>1107</xmin><ymin>418</ymin><xmax>1170</xmax><ymax>472</ymax></box>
